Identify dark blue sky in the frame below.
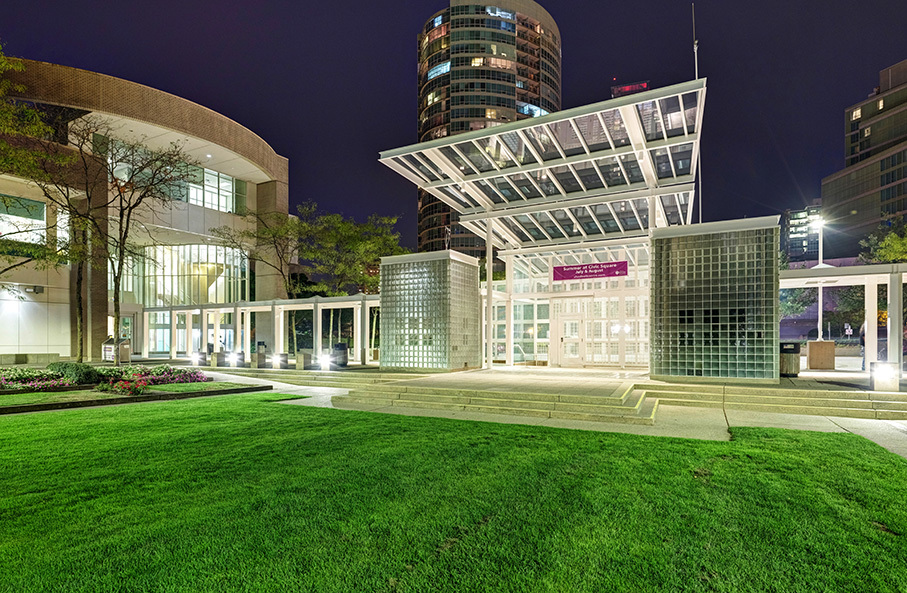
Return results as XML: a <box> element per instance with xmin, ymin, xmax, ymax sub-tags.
<box><xmin>4</xmin><ymin>0</ymin><xmax>906</xmax><ymax>248</ymax></box>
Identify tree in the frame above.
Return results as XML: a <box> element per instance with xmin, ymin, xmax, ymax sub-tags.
<box><xmin>777</xmin><ymin>251</ymin><xmax>816</xmax><ymax>319</ymax></box>
<box><xmin>31</xmin><ymin>117</ymin><xmax>196</xmax><ymax>364</ymax></box>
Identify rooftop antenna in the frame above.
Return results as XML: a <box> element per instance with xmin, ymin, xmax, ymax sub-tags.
<box><xmin>693</xmin><ymin>3</ymin><xmax>702</xmax><ymax>224</ymax></box>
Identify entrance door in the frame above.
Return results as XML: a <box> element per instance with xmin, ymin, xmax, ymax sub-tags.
<box><xmin>559</xmin><ymin>315</ymin><xmax>585</xmax><ymax>367</ymax></box>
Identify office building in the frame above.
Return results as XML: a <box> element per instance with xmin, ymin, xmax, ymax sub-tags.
<box><xmin>416</xmin><ymin>0</ymin><xmax>562</xmax><ymax>258</ymax></box>
<box><xmin>822</xmin><ymin>58</ymin><xmax>907</xmax><ymax>257</ymax></box>
<box><xmin>1</xmin><ymin>60</ymin><xmax>289</xmax><ymax>359</ymax></box>
<box><xmin>780</xmin><ymin>204</ymin><xmax>821</xmax><ymax>263</ymax></box>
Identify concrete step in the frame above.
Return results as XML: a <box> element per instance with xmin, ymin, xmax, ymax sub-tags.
<box><xmin>337</xmin><ymin>386</ymin><xmax>655</xmax><ymax>425</ymax></box>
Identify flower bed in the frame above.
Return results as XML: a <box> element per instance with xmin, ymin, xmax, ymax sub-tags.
<box><xmin>1</xmin><ymin>364</ymin><xmax>208</xmax><ymax>395</ymax></box>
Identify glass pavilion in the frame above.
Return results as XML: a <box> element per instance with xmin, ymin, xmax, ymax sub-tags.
<box><xmin>380</xmin><ymin>79</ymin><xmax>706</xmax><ymax>369</ymax></box>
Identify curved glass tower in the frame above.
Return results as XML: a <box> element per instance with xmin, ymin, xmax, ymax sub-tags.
<box><xmin>417</xmin><ymin>0</ymin><xmax>562</xmax><ymax>257</ymax></box>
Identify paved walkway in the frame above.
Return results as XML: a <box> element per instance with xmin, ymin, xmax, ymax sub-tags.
<box><xmin>208</xmin><ymin>368</ymin><xmax>907</xmax><ymax>460</ymax></box>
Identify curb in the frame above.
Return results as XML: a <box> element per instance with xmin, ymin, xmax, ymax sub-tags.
<box><xmin>0</xmin><ymin>385</ymin><xmax>273</xmax><ymax>416</ymax></box>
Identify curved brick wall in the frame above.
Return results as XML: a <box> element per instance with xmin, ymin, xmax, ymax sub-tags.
<box><xmin>9</xmin><ymin>60</ymin><xmax>288</xmax><ymax>183</ymax></box>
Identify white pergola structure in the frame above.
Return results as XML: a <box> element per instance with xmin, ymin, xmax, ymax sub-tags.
<box><xmin>781</xmin><ymin>264</ymin><xmax>907</xmax><ymax>368</ymax></box>
<box><xmin>380</xmin><ymin>79</ymin><xmax>706</xmax><ymax>368</ymax></box>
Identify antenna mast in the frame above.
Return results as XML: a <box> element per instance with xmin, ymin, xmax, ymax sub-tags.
<box><xmin>693</xmin><ymin>3</ymin><xmax>702</xmax><ymax>223</ymax></box>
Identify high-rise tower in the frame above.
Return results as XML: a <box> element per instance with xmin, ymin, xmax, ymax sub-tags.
<box><xmin>417</xmin><ymin>0</ymin><xmax>562</xmax><ymax>257</ymax></box>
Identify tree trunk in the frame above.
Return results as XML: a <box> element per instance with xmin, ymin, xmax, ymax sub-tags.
<box><xmin>289</xmin><ymin>309</ymin><xmax>297</xmax><ymax>354</ymax></box>
<box><xmin>112</xmin><ymin>262</ymin><xmax>122</xmax><ymax>366</ymax></box>
<box><xmin>74</xmin><ymin>227</ymin><xmax>86</xmax><ymax>362</ymax></box>
<box><xmin>328</xmin><ymin>309</ymin><xmax>334</xmax><ymax>349</ymax></box>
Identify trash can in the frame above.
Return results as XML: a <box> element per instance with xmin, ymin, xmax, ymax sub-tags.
<box><xmin>780</xmin><ymin>342</ymin><xmax>801</xmax><ymax>377</ymax></box>
<box><xmin>332</xmin><ymin>343</ymin><xmax>348</xmax><ymax>367</ymax></box>
<box><xmin>102</xmin><ymin>338</ymin><xmax>131</xmax><ymax>363</ymax></box>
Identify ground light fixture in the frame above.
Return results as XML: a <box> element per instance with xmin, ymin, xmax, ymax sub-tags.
<box><xmin>319</xmin><ymin>354</ymin><xmax>332</xmax><ymax>371</ymax></box>
<box><xmin>190</xmin><ymin>352</ymin><xmax>201</xmax><ymax>365</ymax></box>
<box><xmin>870</xmin><ymin>361</ymin><xmax>900</xmax><ymax>392</ymax></box>
<box><xmin>227</xmin><ymin>352</ymin><xmax>238</xmax><ymax>366</ymax></box>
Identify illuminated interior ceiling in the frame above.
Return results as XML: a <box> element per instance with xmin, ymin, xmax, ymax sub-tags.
<box><xmin>380</xmin><ymin>79</ymin><xmax>706</xmax><ymax>250</ymax></box>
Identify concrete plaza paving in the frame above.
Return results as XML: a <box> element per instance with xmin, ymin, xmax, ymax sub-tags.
<box><xmin>208</xmin><ymin>364</ymin><xmax>907</xmax><ymax>460</ymax></box>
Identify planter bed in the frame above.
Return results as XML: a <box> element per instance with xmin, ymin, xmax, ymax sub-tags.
<box><xmin>0</xmin><ymin>383</ymin><xmax>272</xmax><ymax>415</ymax></box>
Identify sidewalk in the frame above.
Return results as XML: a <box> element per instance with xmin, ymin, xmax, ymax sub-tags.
<box><xmin>207</xmin><ymin>370</ymin><xmax>907</xmax><ymax>460</ymax></box>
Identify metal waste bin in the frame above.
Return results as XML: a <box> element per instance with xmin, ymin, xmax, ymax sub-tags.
<box><xmin>102</xmin><ymin>338</ymin><xmax>131</xmax><ymax>363</ymax></box>
<box><xmin>780</xmin><ymin>342</ymin><xmax>801</xmax><ymax>377</ymax></box>
<box><xmin>332</xmin><ymin>343</ymin><xmax>348</xmax><ymax>367</ymax></box>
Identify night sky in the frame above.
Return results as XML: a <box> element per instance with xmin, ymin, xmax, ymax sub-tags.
<box><xmin>4</xmin><ymin>0</ymin><xmax>906</xmax><ymax>248</ymax></box>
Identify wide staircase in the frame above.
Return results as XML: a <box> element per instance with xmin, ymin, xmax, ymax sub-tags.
<box><xmin>333</xmin><ymin>381</ymin><xmax>659</xmax><ymax>425</ymax></box>
<box><xmin>640</xmin><ymin>383</ymin><xmax>907</xmax><ymax>420</ymax></box>
<box><xmin>215</xmin><ymin>368</ymin><xmax>427</xmax><ymax>390</ymax></box>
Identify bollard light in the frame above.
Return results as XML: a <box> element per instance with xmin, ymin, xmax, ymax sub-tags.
<box><xmin>319</xmin><ymin>354</ymin><xmax>332</xmax><ymax>371</ymax></box>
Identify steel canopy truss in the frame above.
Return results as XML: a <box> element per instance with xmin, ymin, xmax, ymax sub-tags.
<box><xmin>380</xmin><ymin>79</ymin><xmax>706</xmax><ymax>251</ymax></box>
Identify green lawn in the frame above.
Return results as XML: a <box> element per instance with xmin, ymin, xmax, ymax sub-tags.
<box><xmin>0</xmin><ymin>382</ymin><xmax>248</xmax><ymax>407</ymax></box>
<box><xmin>0</xmin><ymin>393</ymin><xmax>905</xmax><ymax>592</ymax></box>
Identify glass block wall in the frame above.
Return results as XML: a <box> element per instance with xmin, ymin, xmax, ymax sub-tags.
<box><xmin>650</xmin><ymin>220</ymin><xmax>780</xmax><ymax>382</ymax></box>
<box><xmin>380</xmin><ymin>252</ymin><xmax>481</xmax><ymax>371</ymax></box>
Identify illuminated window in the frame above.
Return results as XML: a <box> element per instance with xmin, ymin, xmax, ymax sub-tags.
<box><xmin>184</xmin><ymin>167</ymin><xmax>245</xmax><ymax>213</ymax></box>
<box><xmin>486</xmin><ymin>6</ymin><xmax>514</xmax><ymax>19</ymax></box>
<box><xmin>433</xmin><ymin>15</ymin><xmax>442</xmax><ymax>28</ymax></box>
<box><xmin>865</xmin><ymin>127</ymin><xmax>871</xmax><ymax>137</ymax></box>
<box><xmin>471</xmin><ymin>57</ymin><xmax>484</xmax><ymax>67</ymax></box>
<box><xmin>427</xmin><ymin>61</ymin><xmax>450</xmax><ymax>80</ymax></box>
<box><xmin>879</xmin><ymin>98</ymin><xmax>884</xmax><ymax>110</ymax></box>
<box><xmin>485</xmin><ymin>109</ymin><xmax>497</xmax><ymax>119</ymax></box>
<box><xmin>0</xmin><ymin>195</ymin><xmax>45</xmax><ymax>244</ymax></box>
<box><xmin>851</xmin><ymin>108</ymin><xmax>862</xmax><ymax>120</ymax></box>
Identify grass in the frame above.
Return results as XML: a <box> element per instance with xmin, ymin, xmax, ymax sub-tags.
<box><xmin>0</xmin><ymin>382</ymin><xmax>249</xmax><ymax>408</ymax></box>
<box><xmin>0</xmin><ymin>393</ymin><xmax>905</xmax><ymax>592</ymax></box>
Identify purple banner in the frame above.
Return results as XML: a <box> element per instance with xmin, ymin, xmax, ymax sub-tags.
<box><xmin>553</xmin><ymin>261</ymin><xmax>628</xmax><ymax>281</ymax></box>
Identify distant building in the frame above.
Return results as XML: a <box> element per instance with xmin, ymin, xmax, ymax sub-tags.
<box><xmin>780</xmin><ymin>204</ymin><xmax>821</xmax><ymax>263</ymax></box>
<box><xmin>415</xmin><ymin>0</ymin><xmax>562</xmax><ymax>260</ymax></box>
<box><xmin>822</xmin><ymin>58</ymin><xmax>907</xmax><ymax>257</ymax></box>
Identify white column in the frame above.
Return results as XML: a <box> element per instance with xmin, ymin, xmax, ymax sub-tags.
<box><xmin>505</xmin><ymin>255</ymin><xmax>514</xmax><ymax>366</ymax></box>
<box><xmin>313</xmin><ymin>300</ymin><xmax>322</xmax><ymax>355</ymax></box>
<box><xmin>243</xmin><ymin>310</ymin><xmax>251</xmax><ymax>356</ymax></box>
<box><xmin>185</xmin><ymin>311</ymin><xmax>193</xmax><ymax>355</ymax></box>
<box><xmin>274</xmin><ymin>307</ymin><xmax>284</xmax><ymax>353</ymax></box>
<box><xmin>233</xmin><ymin>306</ymin><xmax>241</xmax><ymax>352</ymax></box>
<box><xmin>213</xmin><ymin>312</ymin><xmax>221</xmax><ymax>353</ymax></box>
<box><xmin>888</xmin><ymin>273</ymin><xmax>903</xmax><ymax>370</ymax></box>
<box><xmin>169</xmin><ymin>310</ymin><xmax>178</xmax><ymax>359</ymax></box>
<box><xmin>817</xmin><ymin>285</ymin><xmax>824</xmax><ymax>340</ymax></box>
<box><xmin>142</xmin><ymin>310</ymin><xmax>150</xmax><ymax>358</ymax></box>
<box><xmin>865</xmin><ymin>280</ymin><xmax>878</xmax><ymax>367</ymax></box>
<box><xmin>200</xmin><ymin>309</ymin><xmax>209</xmax><ymax>354</ymax></box>
<box><xmin>358</xmin><ymin>298</ymin><xmax>367</xmax><ymax>364</ymax></box>
<box><xmin>485</xmin><ymin>220</ymin><xmax>494</xmax><ymax>368</ymax></box>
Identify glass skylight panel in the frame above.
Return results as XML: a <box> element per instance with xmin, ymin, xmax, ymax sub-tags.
<box><xmin>596</xmin><ymin>157</ymin><xmax>626</xmax><ymax>187</ymax></box>
<box><xmin>636</xmin><ymin>101</ymin><xmax>665</xmax><ymax>142</ymax></box>
<box><xmin>530</xmin><ymin>170</ymin><xmax>560</xmax><ymax>196</ymax></box>
<box><xmin>572</xmin><ymin>161</ymin><xmax>604</xmax><ymax>190</ymax></box>
<box><xmin>650</xmin><ymin>148</ymin><xmax>674</xmax><ymax>179</ymax></box>
<box><xmin>491</xmin><ymin>177</ymin><xmax>521</xmax><ymax>201</ymax></box>
<box><xmin>574</xmin><ymin>114</ymin><xmax>611</xmax><ymax>152</ymax></box>
<box><xmin>658</xmin><ymin>96</ymin><xmax>686</xmax><ymax>137</ymax></box>
<box><xmin>415</xmin><ymin>152</ymin><xmax>449</xmax><ymax>179</ymax></box>
<box><xmin>682</xmin><ymin>92</ymin><xmax>698</xmax><ymax>134</ymax></box>
<box><xmin>499</xmin><ymin>217</ymin><xmax>531</xmax><ymax>242</ymax></box>
<box><xmin>475</xmin><ymin>180</ymin><xmax>505</xmax><ymax>203</ymax></box>
<box><xmin>515</xmin><ymin>214</ymin><xmax>546</xmax><ymax>240</ymax></box>
<box><xmin>522</xmin><ymin>126</ymin><xmax>561</xmax><ymax>161</ymax></box>
<box><xmin>591</xmin><ymin>204</ymin><xmax>621</xmax><ymax>233</ymax></box>
<box><xmin>439</xmin><ymin>146</ymin><xmax>476</xmax><ymax>175</ymax></box>
<box><xmin>619</xmin><ymin>154</ymin><xmax>645</xmax><ymax>183</ymax></box>
<box><xmin>475</xmin><ymin>137</ymin><xmax>517</xmax><ymax>169</ymax></box>
<box><xmin>454</xmin><ymin>142</ymin><xmax>495</xmax><ymax>173</ymax></box>
<box><xmin>547</xmin><ymin>121</ymin><xmax>585</xmax><ymax>157</ymax></box>
<box><xmin>632</xmin><ymin>198</ymin><xmax>650</xmax><ymax>228</ymax></box>
<box><xmin>677</xmin><ymin>192</ymin><xmax>691</xmax><ymax>220</ymax></box>
<box><xmin>531</xmin><ymin>211</ymin><xmax>565</xmax><ymax>239</ymax></box>
<box><xmin>552</xmin><ymin>209</ymin><xmax>582</xmax><ymax>237</ymax></box>
<box><xmin>570</xmin><ymin>206</ymin><xmax>602</xmax><ymax>235</ymax></box>
<box><xmin>507</xmin><ymin>173</ymin><xmax>542</xmax><ymax>199</ymax></box>
<box><xmin>437</xmin><ymin>187</ymin><xmax>473</xmax><ymax>209</ymax></box>
<box><xmin>613</xmin><ymin>200</ymin><xmax>641</xmax><ymax>230</ymax></box>
<box><xmin>392</xmin><ymin>157</ymin><xmax>428</xmax><ymax>182</ymax></box>
<box><xmin>551</xmin><ymin>165</ymin><xmax>582</xmax><ymax>193</ymax></box>
<box><xmin>660</xmin><ymin>194</ymin><xmax>682</xmax><ymax>225</ymax></box>
<box><xmin>500</xmin><ymin>132</ymin><xmax>537</xmax><ymax>165</ymax></box>
<box><xmin>670</xmin><ymin>143</ymin><xmax>693</xmax><ymax>176</ymax></box>
<box><xmin>402</xmin><ymin>155</ymin><xmax>439</xmax><ymax>181</ymax></box>
<box><xmin>601</xmin><ymin>110</ymin><xmax>630</xmax><ymax>147</ymax></box>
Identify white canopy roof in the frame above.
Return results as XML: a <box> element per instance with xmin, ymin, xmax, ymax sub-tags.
<box><xmin>380</xmin><ymin>78</ymin><xmax>706</xmax><ymax>251</ymax></box>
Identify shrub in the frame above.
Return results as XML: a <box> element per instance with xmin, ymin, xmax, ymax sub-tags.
<box><xmin>46</xmin><ymin>362</ymin><xmax>99</xmax><ymax>385</ymax></box>
<box><xmin>0</xmin><ymin>368</ymin><xmax>61</xmax><ymax>383</ymax></box>
<box><xmin>95</xmin><ymin>367</ymin><xmax>125</xmax><ymax>381</ymax></box>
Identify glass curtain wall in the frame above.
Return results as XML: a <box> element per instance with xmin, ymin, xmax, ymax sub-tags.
<box><xmin>141</xmin><ymin>245</ymin><xmax>247</xmax><ymax>307</ymax></box>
